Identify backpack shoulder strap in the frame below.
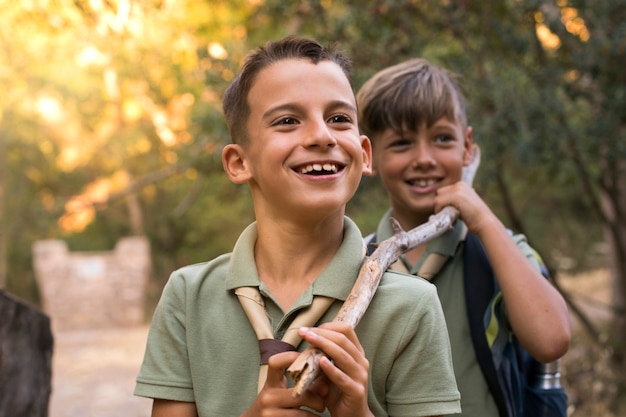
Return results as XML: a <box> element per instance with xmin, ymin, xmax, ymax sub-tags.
<box><xmin>464</xmin><ymin>232</ymin><xmax>510</xmax><ymax>417</ymax></box>
<box><xmin>364</xmin><ymin>232</ymin><xmax>377</xmax><ymax>256</ymax></box>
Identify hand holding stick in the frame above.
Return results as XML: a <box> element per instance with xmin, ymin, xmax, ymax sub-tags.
<box><xmin>286</xmin><ymin>145</ymin><xmax>481</xmax><ymax>397</ymax></box>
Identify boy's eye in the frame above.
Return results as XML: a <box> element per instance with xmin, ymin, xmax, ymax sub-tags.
<box><xmin>274</xmin><ymin>117</ymin><xmax>299</xmax><ymax>126</ymax></box>
<box><xmin>328</xmin><ymin>114</ymin><xmax>352</xmax><ymax>124</ymax></box>
<box><xmin>434</xmin><ymin>134</ymin><xmax>454</xmax><ymax>143</ymax></box>
<box><xmin>389</xmin><ymin>138</ymin><xmax>411</xmax><ymax>148</ymax></box>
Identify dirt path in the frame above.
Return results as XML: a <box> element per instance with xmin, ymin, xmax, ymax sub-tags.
<box><xmin>50</xmin><ymin>326</ymin><xmax>153</xmax><ymax>417</ymax></box>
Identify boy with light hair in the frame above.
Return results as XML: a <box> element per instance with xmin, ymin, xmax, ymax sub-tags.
<box><xmin>135</xmin><ymin>38</ymin><xmax>461</xmax><ymax>417</ymax></box>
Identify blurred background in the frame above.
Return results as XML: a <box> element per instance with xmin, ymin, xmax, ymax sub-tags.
<box><xmin>1</xmin><ymin>0</ymin><xmax>625</xmax><ymax>415</ymax></box>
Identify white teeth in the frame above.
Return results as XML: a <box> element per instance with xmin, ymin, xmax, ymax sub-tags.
<box><xmin>323</xmin><ymin>163</ymin><xmax>337</xmax><ymax>172</ymax></box>
<box><xmin>414</xmin><ymin>179</ymin><xmax>437</xmax><ymax>187</ymax></box>
<box><xmin>300</xmin><ymin>163</ymin><xmax>338</xmax><ymax>174</ymax></box>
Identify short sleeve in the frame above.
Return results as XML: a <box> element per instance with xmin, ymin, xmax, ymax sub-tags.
<box><xmin>134</xmin><ymin>271</ymin><xmax>195</xmax><ymax>402</ymax></box>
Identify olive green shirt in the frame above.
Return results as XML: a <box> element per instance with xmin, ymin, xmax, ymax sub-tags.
<box><xmin>135</xmin><ymin>217</ymin><xmax>461</xmax><ymax>417</ymax></box>
<box><xmin>374</xmin><ymin>210</ymin><xmax>541</xmax><ymax>417</ymax></box>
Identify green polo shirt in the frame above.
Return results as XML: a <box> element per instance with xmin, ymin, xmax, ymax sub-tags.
<box><xmin>374</xmin><ymin>210</ymin><xmax>541</xmax><ymax>417</ymax></box>
<box><xmin>135</xmin><ymin>217</ymin><xmax>460</xmax><ymax>417</ymax></box>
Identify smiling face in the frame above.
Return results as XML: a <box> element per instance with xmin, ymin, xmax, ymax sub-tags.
<box><xmin>373</xmin><ymin>117</ymin><xmax>473</xmax><ymax>226</ymax></box>
<box><xmin>222</xmin><ymin>58</ymin><xmax>372</xmax><ymax>223</ymax></box>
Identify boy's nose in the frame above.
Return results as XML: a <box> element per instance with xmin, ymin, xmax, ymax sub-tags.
<box><xmin>304</xmin><ymin>121</ymin><xmax>337</xmax><ymax>148</ymax></box>
<box><xmin>412</xmin><ymin>143</ymin><xmax>435</xmax><ymax>168</ymax></box>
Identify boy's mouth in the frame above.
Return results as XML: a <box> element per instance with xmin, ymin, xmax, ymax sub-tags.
<box><xmin>407</xmin><ymin>178</ymin><xmax>438</xmax><ymax>187</ymax></box>
<box><xmin>298</xmin><ymin>163</ymin><xmax>341</xmax><ymax>175</ymax></box>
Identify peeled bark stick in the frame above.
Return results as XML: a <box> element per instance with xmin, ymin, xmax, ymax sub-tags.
<box><xmin>287</xmin><ymin>145</ymin><xmax>481</xmax><ymax>397</ymax></box>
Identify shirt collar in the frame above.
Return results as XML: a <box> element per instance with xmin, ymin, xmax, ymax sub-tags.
<box><xmin>225</xmin><ymin>217</ymin><xmax>366</xmax><ymax>304</ymax></box>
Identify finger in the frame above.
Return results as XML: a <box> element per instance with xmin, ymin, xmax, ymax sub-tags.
<box><xmin>318</xmin><ymin>353</ymin><xmax>370</xmax><ymax>414</ymax></box>
<box><xmin>264</xmin><ymin>351</ymin><xmax>327</xmax><ymax>412</ymax></box>
<box><xmin>264</xmin><ymin>351</ymin><xmax>300</xmax><ymax>390</ymax></box>
<box><xmin>313</xmin><ymin>322</ymin><xmax>362</xmax><ymax>350</ymax></box>
<box><xmin>302</xmin><ymin>322</ymin><xmax>365</xmax><ymax>359</ymax></box>
<box><xmin>298</xmin><ymin>326</ymin><xmax>369</xmax><ymax>387</ymax></box>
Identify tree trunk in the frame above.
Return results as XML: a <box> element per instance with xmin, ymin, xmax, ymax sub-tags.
<box><xmin>601</xmin><ymin>158</ymin><xmax>626</xmax><ymax>405</ymax></box>
<box><xmin>0</xmin><ymin>290</ymin><xmax>53</xmax><ymax>417</ymax></box>
<box><xmin>125</xmin><ymin>184</ymin><xmax>145</xmax><ymax>236</ymax></box>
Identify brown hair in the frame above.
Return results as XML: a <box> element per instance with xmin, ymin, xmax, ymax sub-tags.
<box><xmin>222</xmin><ymin>35</ymin><xmax>352</xmax><ymax>144</ymax></box>
<box><xmin>356</xmin><ymin>58</ymin><xmax>467</xmax><ymax>141</ymax></box>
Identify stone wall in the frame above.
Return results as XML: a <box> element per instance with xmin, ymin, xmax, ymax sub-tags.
<box><xmin>32</xmin><ymin>237</ymin><xmax>150</xmax><ymax>331</ymax></box>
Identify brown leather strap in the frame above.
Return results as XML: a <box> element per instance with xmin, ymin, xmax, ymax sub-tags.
<box><xmin>235</xmin><ymin>286</ymin><xmax>335</xmax><ymax>392</ymax></box>
<box><xmin>259</xmin><ymin>338</ymin><xmax>297</xmax><ymax>364</ymax></box>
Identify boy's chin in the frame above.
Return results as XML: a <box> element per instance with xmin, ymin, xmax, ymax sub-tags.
<box><xmin>292</xmin><ymin>199</ymin><xmax>349</xmax><ymax>217</ymax></box>
<box><xmin>390</xmin><ymin>204</ymin><xmax>433</xmax><ymax>224</ymax></box>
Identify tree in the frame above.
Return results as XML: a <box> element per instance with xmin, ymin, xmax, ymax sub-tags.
<box><xmin>0</xmin><ymin>0</ymin><xmax>259</xmax><ymax>302</ymax></box>
<box><xmin>3</xmin><ymin>0</ymin><xmax>624</xmax><ymax>412</ymax></box>
<box><xmin>243</xmin><ymin>0</ymin><xmax>626</xmax><ymax>411</ymax></box>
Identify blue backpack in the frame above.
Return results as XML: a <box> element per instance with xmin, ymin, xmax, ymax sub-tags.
<box><xmin>365</xmin><ymin>231</ymin><xmax>568</xmax><ymax>417</ymax></box>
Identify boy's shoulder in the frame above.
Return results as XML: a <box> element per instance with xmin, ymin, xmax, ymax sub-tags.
<box><xmin>166</xmin><ymin>253</ymin><xmax>232</xmax><ymax>290</ymax></box>
<box><xmin>375</xmin><ymin>269</ymin><xmax>439</xmax><ymax>304</ymax></box>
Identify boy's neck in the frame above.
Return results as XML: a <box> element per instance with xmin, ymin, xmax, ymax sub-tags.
<box><xmin>403</xmin><ymin>244</ymin><xmax>427</xmax><ymax>266</ymax></box>
<box><xmin>391</xmin><ymin>207</ymin><xmax>432</xmax><ymax>232</ymax></box>
<box><xmin>253</xmin><ymin>216</ymin><xmax>345</xmax><ymax>311</ymax></box>
<box><xmin>388</xmin><ymin>208</ymin><xmax>431</xmax><ymax>267</ymax></box>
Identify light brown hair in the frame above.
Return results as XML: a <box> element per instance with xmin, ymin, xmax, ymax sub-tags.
<box><xmin>356</xmin><ymin>58</ymin><xmax>467</xmax><ymax>141</ymax></box>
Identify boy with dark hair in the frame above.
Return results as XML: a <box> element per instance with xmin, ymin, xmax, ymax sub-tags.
<box><xmin>135</xmin><ymin>37</ymin><xmax>461</xmax><ymax>417</ymax></box>
<box><xmin>356</xmin><ymin>58</ymin><xmax>571</xmax><ymax>417</ymax></box>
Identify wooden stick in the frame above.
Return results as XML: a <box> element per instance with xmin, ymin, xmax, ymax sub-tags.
<box><xmin>287</xmin><ymin>145</ymin><xmax>481</xmax><ymax>397</ymax></box>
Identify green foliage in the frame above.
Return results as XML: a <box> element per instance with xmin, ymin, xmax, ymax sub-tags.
<box><xmin>242</xmin><ymin>0</ymin><xmax>624</xmax><ymax>273</ymax></box>
<box><xmin>2</xmin><ymin>0</ymin><xmax>624</xmax><ymax>304</ymax></box>
<box><xmin>2</xmin><ymin>0</ymin><xmax>624</xmax><ymax>410</ymax></box>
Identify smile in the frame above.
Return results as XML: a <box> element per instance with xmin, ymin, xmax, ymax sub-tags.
<box><xmin>408</xmin><ymin>178</ymin><xmax>438</xmax><ymax>187</ymax></box>
<box><xmin>299</xmin><ymin>163</ymin><xmax>339</xmax><ymax>175</ymax></box>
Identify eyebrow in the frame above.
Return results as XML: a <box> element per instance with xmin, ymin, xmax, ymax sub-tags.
<box><xmin>262</xmin><ymin>100</ymin><xmax>358</xmax><ymax>121</ymax></box>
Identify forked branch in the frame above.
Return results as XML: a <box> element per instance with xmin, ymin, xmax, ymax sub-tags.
<box><xmin>287</xmin><ymin>145</ymin><xmax>481</xmax><ymax>397</ymax></box>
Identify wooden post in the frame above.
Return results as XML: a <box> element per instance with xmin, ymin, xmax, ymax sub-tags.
<box><xmin>0</xmin><ymin>290</ymin><xmax>53</xmax><ymax>417</ymax></box>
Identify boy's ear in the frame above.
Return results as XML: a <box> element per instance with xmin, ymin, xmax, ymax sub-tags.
<box><xmin>360</xmin><ymin>135</ymin><xmax>374</xmax><ymax>176</ymax></box>
<box><xmin>462</xmin><ymin>126</ymin><xmax>475</xmax><ymax>166</ymax></box>
<box><xmin>222</xmin><ymin>144</ymin><xmax>252</xmax><ymax>184</ymax></box>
